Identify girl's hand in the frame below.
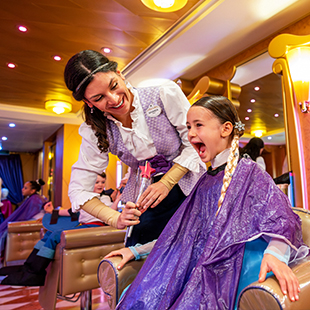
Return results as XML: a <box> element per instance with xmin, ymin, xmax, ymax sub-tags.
<box><xmin>117</xmin><ymin>202</ymin><xmax>141</xmax><ymax>229</ymax></box>
<box><xmin>259</xmin><ymin>253</ymin><xmax>300</xmax><ymax>302</ymax></box>
<box><xmin>44</xmin><ymin>201</ymin><xmax>54</xmax><ymax>213</ymax></box>
<box><xmin>104</xmin><ymin>247</ymin><xmax>135</xmax><ymax>270</ymax></box>
<box><xmin>136</xmin><ymin>182</ymin><xmax>169</xmax><ymax>211</ymax></box>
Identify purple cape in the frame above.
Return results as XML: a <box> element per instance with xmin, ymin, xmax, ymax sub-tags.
<box><xmin>0</xmin><ymin>193</ymin><xmax>47</xmax><ymax>238</ymax></box>
<box><xmin>116</xmin><ymin>159</ymin><xmax>305</xmax><ymax>310</ymax></box>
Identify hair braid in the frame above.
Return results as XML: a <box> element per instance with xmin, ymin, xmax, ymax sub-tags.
<box><xmin>216</xmin><ymin>124</ymin><xmax>244</xmax><ymax>216</ymax></box>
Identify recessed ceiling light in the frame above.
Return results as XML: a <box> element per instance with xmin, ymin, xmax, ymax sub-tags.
<box><xmin>268</xmin><ymin>136</ymin><xmax>272</xmax><ymax>140</ymax></box>
<box><xmin>18</xmin><ymin>25</ymin><xmax>28</xmax><ymax>32</ymax></box>
<box><xmin>7</xmin><ymin>63</ymin><xmax>16</xmax><ymax>69</ymax></box>
<box><xmin>250</xmin><ymin>99</ymin><xmax>256</xmax><ymax>103</ymax></box>
<box><xmin>254</xmin><ymin>86</ymin><xmax>260</xmax><ymax>91</ymax></box>
<box><xmin>2</xmin><ymin>136</ymin><xmax>8</xmax><ymax>141</ymax></box>
<box><xmin>245</xmin><ymin>116</ymin><xmax>250</xmax><ymax>120</ymax></box>
<box><xmin>247</xmin><ymin>109</ymin><xmax>252</xmax><ymax>113</ymax></box>
<box><xmin>9</xmin><ymin>123</ymin><xmax>16</xmax><ymax>127</ymax></box>
<box><xmin>274</xmin><ymin>113</ymin><xmax>279</xmax><ymax>117</ymax></box>
<box><xmin>53</xmin><ymin>55</ymin><xmax>61</xmax><ymax>61</ymax></box>
<box><xmin>102</xmin><ymin>47</ymin><xmax>112</xmax><ymax>54</ymax></box>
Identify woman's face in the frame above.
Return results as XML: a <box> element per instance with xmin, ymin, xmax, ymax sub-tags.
<box><xmin>187</xmin><ymin>106</ymin><xmax>231</xmax><ymax>163</ymax></box>
<box><xmin>22</xmin><ymin>182</ymin><xmax>35</xmax><ymax>197</ymax></box>
<box><xmin>93</xmin><ymin>175</ymin><xmax>106</xmax><ymax>194</ymax></box>
<box><xmin>84</xmin><ymin>71</ymin><xmax>133</xmax><ymax>122</ymax></box>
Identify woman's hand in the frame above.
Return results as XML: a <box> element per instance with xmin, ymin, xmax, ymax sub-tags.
<box><xmin>259</xmin><ymin>253</ymin><xmax>300</xmax><ymax>302</ymax></box>
<box><xmin>104</xmin><ymin>247</ymin><xmax>135</xmax><ymax>270</ymax></box>
<box><xmin>117</xmin><ymin>201</ymin><xmax>141</xmax><ymax>229</ymax></box>
<box><xmin>136</xmin><ymin>182</ymin><xmax>169</xmax><ymax>211</ymax></box>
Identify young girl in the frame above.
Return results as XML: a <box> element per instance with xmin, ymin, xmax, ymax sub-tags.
<box><xmin>114</xmin><ymin>96</ymin><xmax>308</xmax><ymax>309</ymax></box>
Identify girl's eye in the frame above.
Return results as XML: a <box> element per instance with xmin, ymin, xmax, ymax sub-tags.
<box><xmin>196</xmin><ymin>123</ymin><xmax>202</xmax><ymax>127</ymax></box>
<box><xmin>186</xmin><ymin>125</ymin><xmax>191</xmax><ymax>130</ymax></box>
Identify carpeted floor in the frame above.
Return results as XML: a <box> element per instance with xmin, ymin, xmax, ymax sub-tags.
<box><xmin>0</xmin><ymin>284</ymin><xmax>110</xmax><ymax>310</ymax></box>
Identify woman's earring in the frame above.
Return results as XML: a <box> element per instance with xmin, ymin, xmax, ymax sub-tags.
<box><xmin>90</xmin><ymin>107</ymin><xmax>94</xmax><ymax>114</ymax></box>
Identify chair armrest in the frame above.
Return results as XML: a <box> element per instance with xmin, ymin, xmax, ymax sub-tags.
<box><xmin>98</xmin><ymin>256</ymin><xmax>146</xmax><ymax>309</ymax></box>
<box><xmin>60</xmin><ymin>226</ymin><xmax>126</xmax><ymax>249</ymax></box>
<box><xmin>238</xmin><ymin>256</ymin><xmax>310</xmax><ymax>310</ymax></box>
<box><xmin>7</xmin><ymin>220</ymin><xmax>43</xmax><ymax>233</ymax></box>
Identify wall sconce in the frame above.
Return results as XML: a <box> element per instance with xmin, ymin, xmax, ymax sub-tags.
<box><xmin>286</xmin><ymin>47</ymin><xmax>310</xmax><ymax>113</ymax></box>
<box><xmin>45</xmin><ymin>100</ymin><xmax>72</xmax><ymax>115</ymax></box>
<box><xmin>141</xmin><ymin>0</ymin><xmax>187</xmax><ymax>12</ymax></box>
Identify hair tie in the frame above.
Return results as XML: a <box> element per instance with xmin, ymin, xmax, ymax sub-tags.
<box><xmin>36</xmin><ymin>179</ymin><xmax>40</xmax><ymax>185</ymax></box>
<box><xmin>234</xmin><ymin>121</ymin><xmax>245</xmax><ymax>133</ymax></box>
<box><xmin>75</xmin><ymin>63</ymin><xmax>109</xmax><ymax>93</ymax></box>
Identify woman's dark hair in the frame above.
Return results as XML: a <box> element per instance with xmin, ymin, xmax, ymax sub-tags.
<box><xmin>240</xmin><ymin>137</ymin><xmax>264</xmax><ymax>161</ymax></box>
<box><xmin>64</xmin><ymin>50</ymin><xmax>118</xmax><ymax>153</ymax></box>
<box><xmin>29</xmin><ymin>179</ymin><xmax>45</xmax><ymax>193</ymax></box>
<box><xmin>192</xmin><ymin>95</ymin><xmax>242</xmax><ymax>138</ymax></box>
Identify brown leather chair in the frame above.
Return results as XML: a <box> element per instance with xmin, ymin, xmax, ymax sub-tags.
<box><xmin>4</xmin><ymin>220</ymin><xmax>43</xmax><ymax>266</ymax></box>
<box><xmin>99</xmin><ymin>207</ymin><xmax>310</xmax><ymax>310</ymax></box>
<box><xmin>38</xmin><ymin>226</ymin><xmax>126</xmax><ymax>310</ymax></box>
<box><xmin>237</xmin><ymin>207</ymin><xmax>310</xmax><ymax>310</ymax></box>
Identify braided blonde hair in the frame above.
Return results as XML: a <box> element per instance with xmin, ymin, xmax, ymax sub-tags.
<box><xmin>217</xmin><ymin>123</ymin><xmax>244</xmax><ymax>215</ymax></box>
<box><xmin>191</xmin><ymin>96</ymin><xmax>244</xmax><ymax>216</ymax></box>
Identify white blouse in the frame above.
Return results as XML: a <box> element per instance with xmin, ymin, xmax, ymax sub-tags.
<box><xmin>69</xmin><ymin>80</ymin><xmax>203</xmax><ymax>212</ymax></box>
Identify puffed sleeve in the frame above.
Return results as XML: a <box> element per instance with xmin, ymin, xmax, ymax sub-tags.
<box><xmin>68</xmin><ymin>122</ymin><xmax>109</xmax><ymax>212</ymax></box>
<box><xmin>159</xmin><ymin>80</ymin><xmax>202</xmax><ymax>173</ymax></box>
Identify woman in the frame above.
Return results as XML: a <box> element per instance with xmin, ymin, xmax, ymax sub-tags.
<box><xmin>64</xmin><ymin>50</ymin><xmax>205</xmax><ymax>246</ymax></box>
<box><xmin>0</xmin><ymin>179</ymin><xmax>47</xmax><ymax>257</ymax></box>
<box><xmin>240</xmin><ymin>137</ymin><xmax>265</xmax><ymax>170</ymax></box>
<box><xmin>115</xmin><ymin>96</ymin><xmax>307</xmax><ymax>309</ymax></box>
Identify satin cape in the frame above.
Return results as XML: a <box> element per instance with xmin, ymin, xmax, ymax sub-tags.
<box><xmin>116</xmin><ymin>159</ymin><xmax>307</xmax><ymax>310</ymax></box>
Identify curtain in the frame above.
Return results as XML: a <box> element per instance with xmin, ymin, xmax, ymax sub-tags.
<box><xmin>0</xmin><ymin>154</ymin><xmax>24</xmax><ymax>204</ymax></box>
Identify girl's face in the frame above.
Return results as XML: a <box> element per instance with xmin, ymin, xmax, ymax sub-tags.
<box><xmin>187</xmin><ymin>106</ymin><xmax>232</xmax><ymax>163</ymax></box>
<box><xmin>84</xmin><ymin>71</ymin><xmax>133</xmax><ymax>123</ymax></box>
<box><xmin>93</xmin><ymin>175</ymin><xmax>106</xmax><ymax>194</ymax></box>
<box><xmin>22</xmin><ymin>182</ymin><xmax>35</xmax><ymax>197</ymax></box>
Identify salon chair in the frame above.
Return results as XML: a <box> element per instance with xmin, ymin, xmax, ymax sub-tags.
<box><xmin>38</xmin><ymin>226</ymin><xmax>126</xmax><ymax>310</ymax></box>
<box><xmin>98</xmin><ymin>207</ymin><xmax>310</xmax><ymax>310</ymax></box>
<box><xmin>4</xmin><ymin>220</ymin><xmax>43</xmax><ymax>266</ymax></box>
<box><xmin>237</xmin><ymin>207</ymin><xmax>310</xmax><ymax>310</ymax></box>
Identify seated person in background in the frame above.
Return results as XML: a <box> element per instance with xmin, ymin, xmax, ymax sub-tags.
<box><xmin>115</xmin><ymin>96</ymin><xmax>308</xmax><ymax>309</ymax></box>
<box><xmin>240</xmin><ymin>137</ymin><xmax>265</xmax><ymax>170</ymax></box>
<box><xmin>0</xmin><ymin>179</ymin><xmax>47</xmax><ymax>257</ymax></box>
<box><xmin>0</xmin><ymin>173</ymin><xmax>121</xmax><ymax>286</ymax></box>
<box><xmin>1</xmin><ymin>188</ymin><xmax>13</xmax><ymax>219</ymax></box>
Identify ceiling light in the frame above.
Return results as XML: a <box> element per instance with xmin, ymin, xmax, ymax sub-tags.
<box><xmin>53</xmin><ymin>55</ymin><xmax>61</xmax><ymax>61</ymax></box>
<box><xmin>250</xmin><ymin>99</ymin><xmax>256</xmax><ymax>103</ymax></box>
<box><xmin>254</xmin><ymin>86</ymin><xmax>260</xmax><ymax>91</ymax></box>
<box><xmin>18</xmin><ymin>25</ymin><xmax>28</xmax><ymax>32</ymax></box>
<box><xmin>268</xmin><ymin>136</ymin><xmax>272</xmax><ymax>140</ymax></box>
<box><xmin>0</xmin><ymin>142</ymin><xmax>2</xmax><ymax>151</ymax></box>
<box><xmin>7</xmin><ymin>63</ymin><xmax>16</xmax><ymax>69</ymax></box>
<box><xmin>101</xmin><ymin>47</ymin><xmax>111</xmax><ymax>54</ymax></box>
<box><xmin>2</xmin><ymin>136</ymin><xmax>8</xmax><ymax>141</ymax></box>
<box><xmin>247</xmin><ymin>109</ymin><xmax>252</xmax><ymax>113</ymax></box>
<box><xmin>251</xmin><ymin>130</ymin><xmax>265</xmax><ymax>138</ymax></box>
<box><xmin>9</xmin><ymin>123</ymin><xmax>15</xmax><ymax>127</ymax></box>
<box><xmin>274</xmin><ymin>113</ymin><xmax>279</xmax><ymax>117</ymax></box>
<box><xmin>45</xmin><ymin>100</ymin><xmax>72</xmax><ymax>114</ymax></box>
<box><xmin>141</xmin><ymin>0</ymin><xmax>187</xmax><ymax>12</ymax></box>
<box><xmin>245</xmin><ymin>116</ymin><xmax>250</xmax><ymax>120</ymax></box>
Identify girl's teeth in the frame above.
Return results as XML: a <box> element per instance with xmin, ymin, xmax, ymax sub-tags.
<box><xmin>114</xmin><ymin>99</ymin><xmax>123</xmax><ymax>108</ymax></box>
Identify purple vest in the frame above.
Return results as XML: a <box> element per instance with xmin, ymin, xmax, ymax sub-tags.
<box><xmin>106</xmin><ymin>86</ymin><xmax>204</xmax><ymax>202</ymax></box>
